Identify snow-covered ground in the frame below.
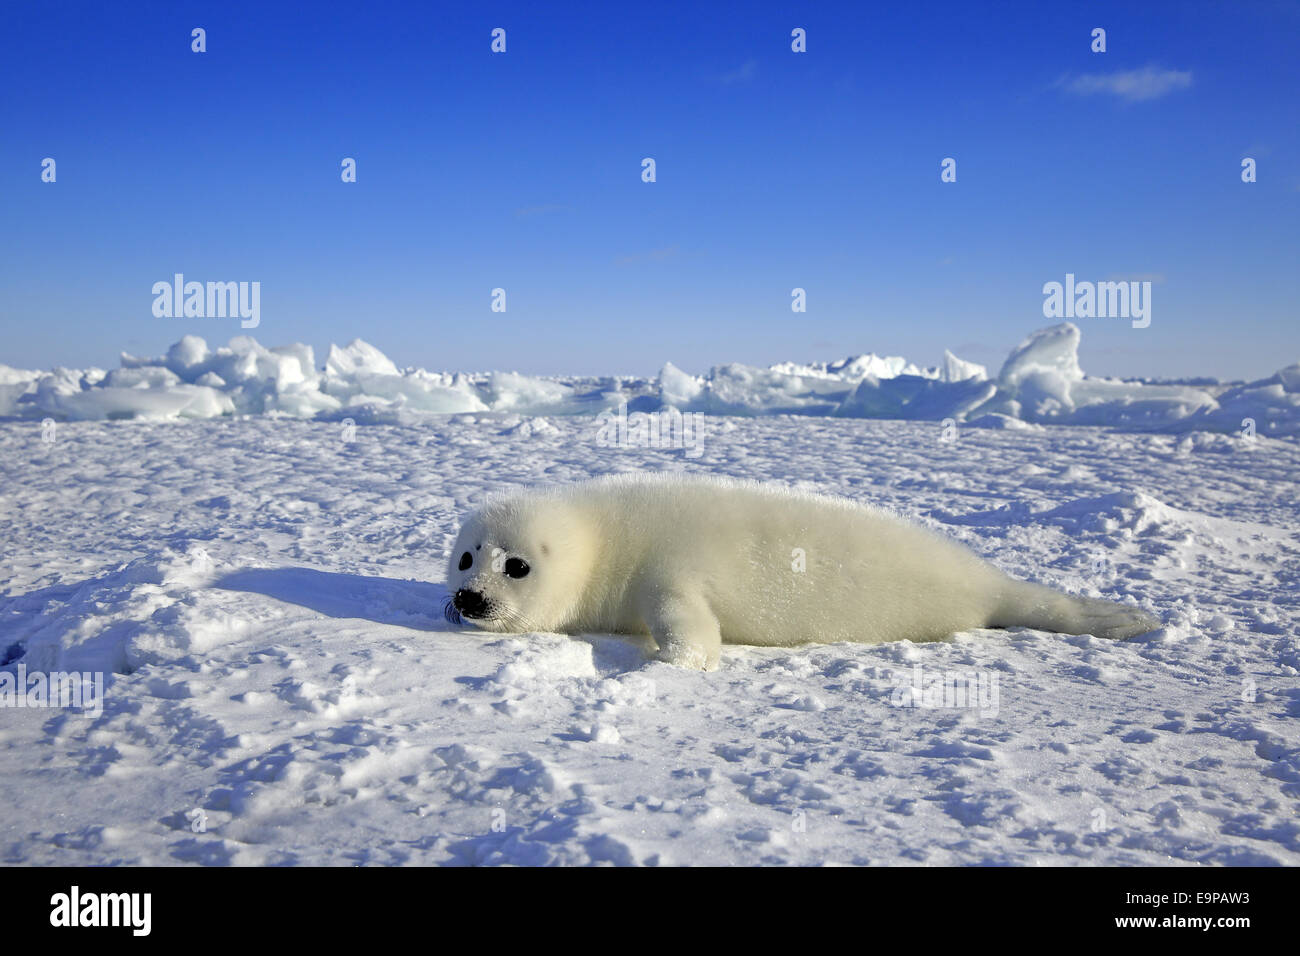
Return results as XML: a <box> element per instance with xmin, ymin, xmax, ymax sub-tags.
<box><xmin>2</xmin><ymin>407</ymin><xmax>1297</xmax><ymax>865</ymax></box>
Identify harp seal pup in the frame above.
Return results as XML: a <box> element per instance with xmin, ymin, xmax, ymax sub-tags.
<box><xmin>445</xmin><ymin>474</ymin><xmax>1159</xmax><ymax>670</ymax></box>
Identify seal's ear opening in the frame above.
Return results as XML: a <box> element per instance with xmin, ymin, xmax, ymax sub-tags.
<box><xmin>540</xmin><ymin>543</ymin><xmax>550</xmax><ymax>556</ymax></box>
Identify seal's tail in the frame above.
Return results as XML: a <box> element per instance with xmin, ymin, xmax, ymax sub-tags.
<box><xmin>989</xmin><ymin>580</ymin><xmax>1159</xmax><ymax>640</ymax></box>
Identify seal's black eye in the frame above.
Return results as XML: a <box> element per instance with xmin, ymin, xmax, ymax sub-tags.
<box><xmin>503</xmin><ymin>557</ymin><xmax>530</xmax><ymax>579</ymax></box>
<box><xmin>458</xmin><ymin>552</ymin><xmax>473</xmax><ymax>571</ymax></box>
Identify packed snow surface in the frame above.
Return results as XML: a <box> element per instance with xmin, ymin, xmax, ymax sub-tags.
<box><xmin>1</xmin><ymin>408</ymin><xmax>1297</xmax><ymax>865</ymax></box>
<box><xmin>3</xmin><ymin>323</ymin><xmax>1298</xmax><ymax>435</ymax></box>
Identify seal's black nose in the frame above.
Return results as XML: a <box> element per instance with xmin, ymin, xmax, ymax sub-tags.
<box><xmin>453</xmin><ymin>588</ymin><xmax>489</xmax><ymax>618</ymax></box>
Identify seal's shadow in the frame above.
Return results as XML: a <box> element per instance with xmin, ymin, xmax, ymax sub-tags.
<box><xmin>215</xmin><ymin>568</ymin><xmax>659</xmax><ymax>670</ymax></box>
<box><xmin>213</xmin><ymin>567</ymin><xmax>450</xmax><ymax>632</ymax></box>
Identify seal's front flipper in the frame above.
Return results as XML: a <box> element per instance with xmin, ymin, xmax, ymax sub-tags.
<box><xmin>642</xmin><ymin>589</ymin><xmax>722</xmax><ymax>671</ymax></box>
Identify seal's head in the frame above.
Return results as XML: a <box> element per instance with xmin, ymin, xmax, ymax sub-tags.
<box><xmin>445</xmin><ymin>492</ymin><xmax>596</xmax><ymax>633</ymax></box>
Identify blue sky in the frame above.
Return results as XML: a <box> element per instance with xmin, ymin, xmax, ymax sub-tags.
<box><xmin>1</xmin><ymin>0</ymin><xmax>1297</xmax><ymax>380</ymax></box>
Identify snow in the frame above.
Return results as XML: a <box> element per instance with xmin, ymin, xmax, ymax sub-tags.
<box><xmin>5</xmin><ymin>322</ymin><xmax>1298</xmax><ymax>435</ymax></box>
<box><xmin>2</xmin><ymin>408</ymin><xmax>1297</xmax><ymax>865</ymax></box>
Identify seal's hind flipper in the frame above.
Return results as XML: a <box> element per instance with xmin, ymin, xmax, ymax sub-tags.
<box><xmin>990</xmin><ymin>581</ymin><xmax>1159</xmax><ymax>640</ymax></box>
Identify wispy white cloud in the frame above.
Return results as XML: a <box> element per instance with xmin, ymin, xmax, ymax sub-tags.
<box><xmin>615</xmin><ymin>245</ymin><xmax>680</xmax><ymax>266</ymax></box>
<box><xmin>514</xmin><ymin>203</ymin><xmax>570</xmax><ymax>219</ymax></box>
<box><xmin>1057</xmin><ymin>65</ymin><xmax>1192</xmax><ymax>102</ymax></box>
<box><xmin>721</xmin><ymin>59</ymin><xmax>758</xmax><ymax>85</ymax></box>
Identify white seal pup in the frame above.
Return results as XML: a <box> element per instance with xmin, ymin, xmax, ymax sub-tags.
<box><xmin>445</xmin><ymin>474</ymin><xmax>1159</xmax><ymax>670</ymax></box>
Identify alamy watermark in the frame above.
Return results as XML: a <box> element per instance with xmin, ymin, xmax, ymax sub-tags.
<box><xmin>594</xmin><ymin>402</ymin><xmax>705</xmax><ymax>458</ymax></box>
<box><xmin>50</xmin><ymin>886</ymin><xmax>150</xmax><ymax>936</ymax></box>
<box><xmin>1043</xmin><ymin>273</ymin><xmax>1150</xmax><ymax>328</ymax></box>
<box><xmin>1</xmin><ymin>664</ymin><xmax>104</xmax><ymax>718</ymax></box>
<box><xmin>152</xmin><ymin>273</ymin><xmax>260</xmax><ymax>328</ymax></box>
<box><xmin>889</xmin><ymin>664</ymin><xmax>999</xmax><ymax>717</ymax></box>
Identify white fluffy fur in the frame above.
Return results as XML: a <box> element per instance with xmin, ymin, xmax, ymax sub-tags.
<box><xmin>445</xmin><ymin>474</ymin><xmax>1160</xmax><ymax>670</ymax></box>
